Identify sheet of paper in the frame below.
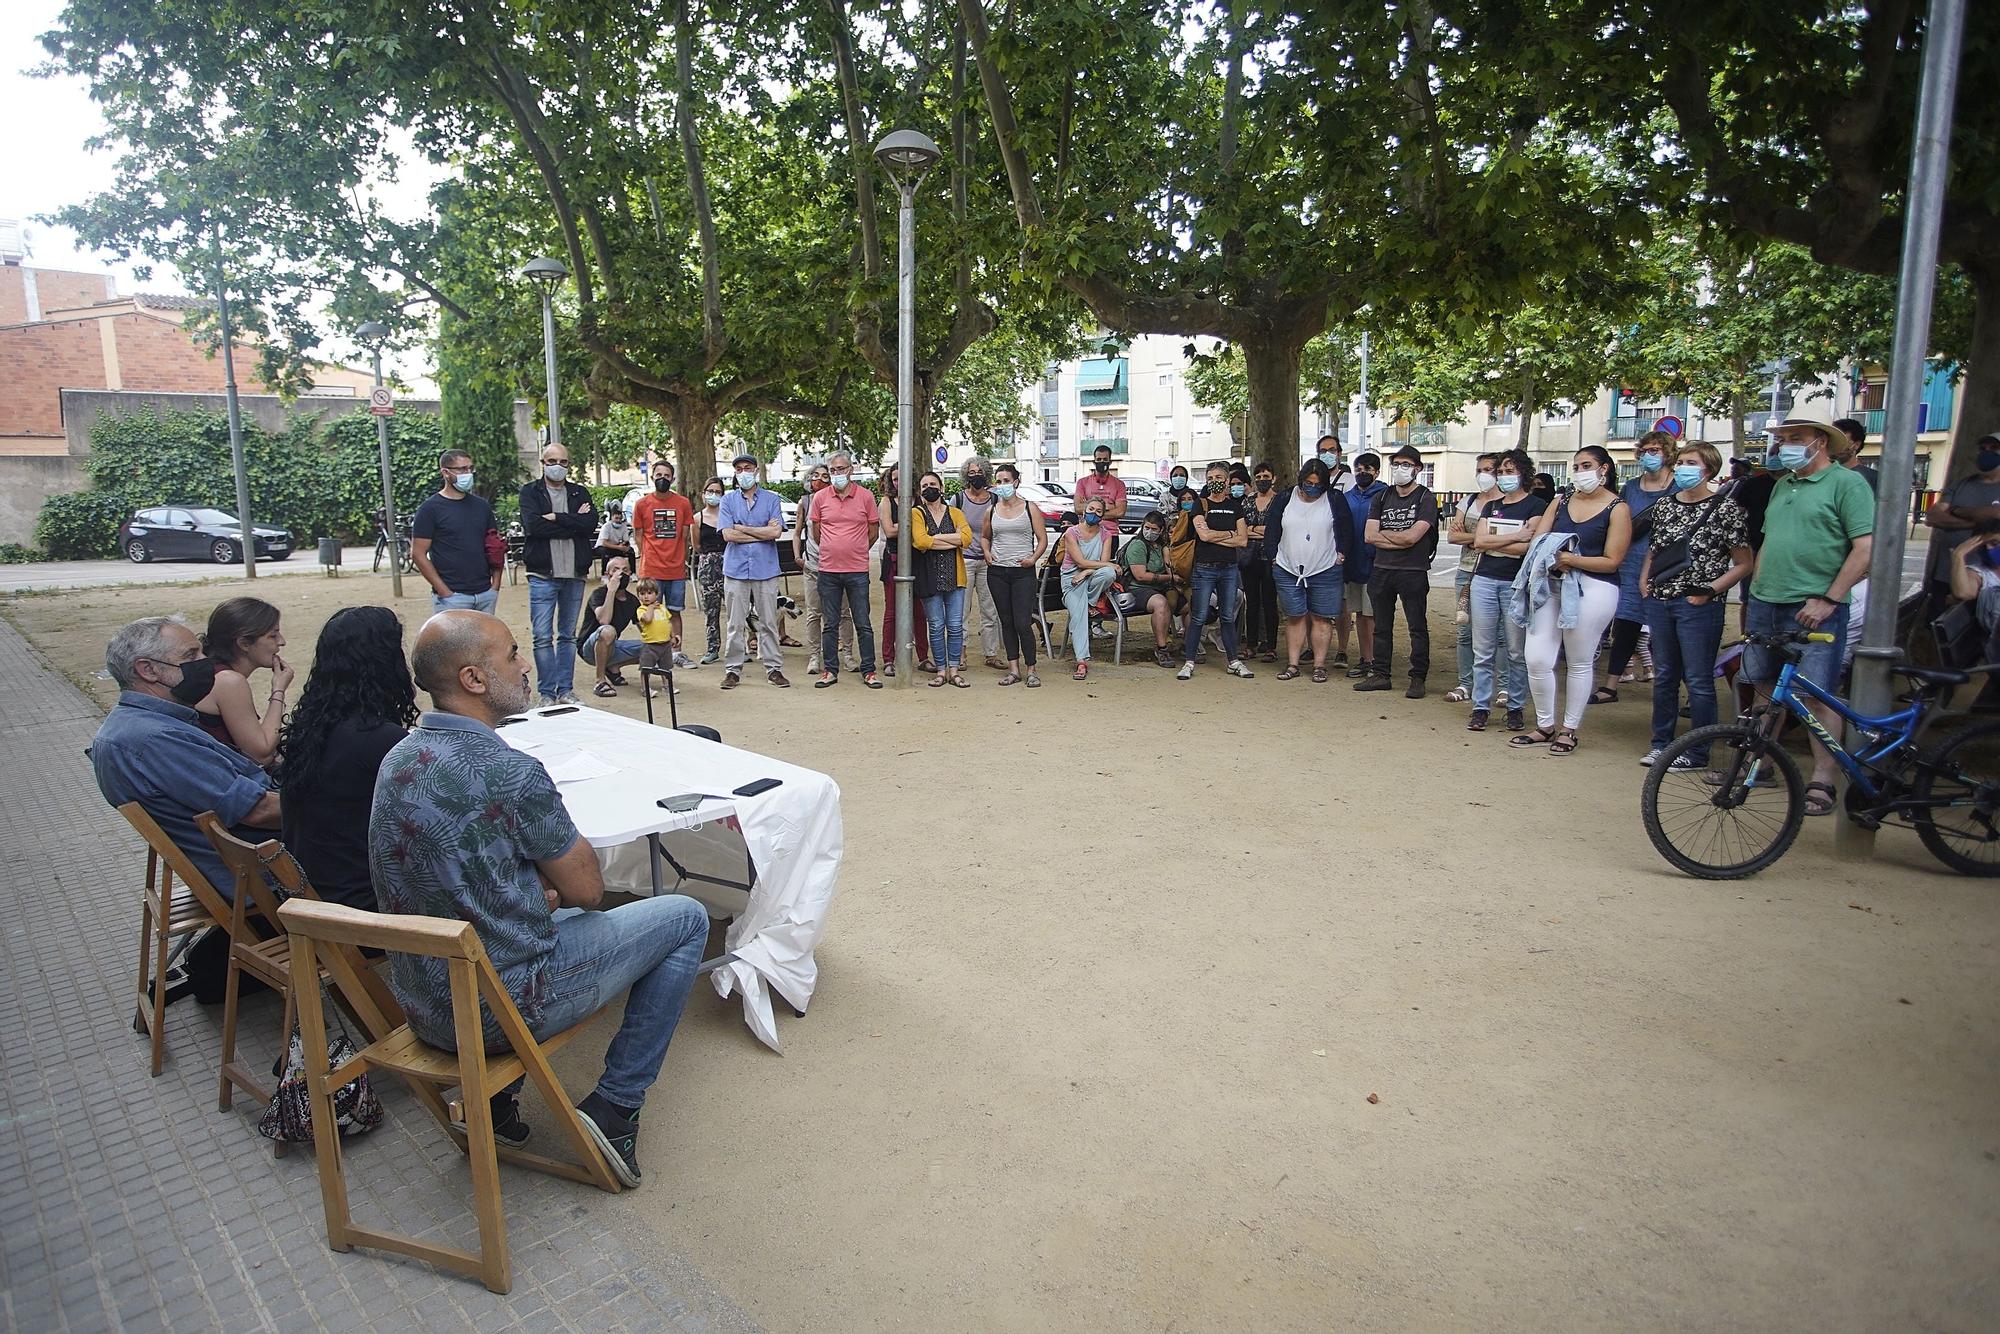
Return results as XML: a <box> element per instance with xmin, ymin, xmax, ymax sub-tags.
<box><xmin>544</xmin><ymin>751</ymin><xmax>620</xmax><ymax>785</ymax></box>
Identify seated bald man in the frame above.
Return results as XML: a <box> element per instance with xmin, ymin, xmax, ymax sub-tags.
<box><xmin>367</xmin><ymin>609</ymin><xmax>707</xmax><ymax>1187</ymax></box>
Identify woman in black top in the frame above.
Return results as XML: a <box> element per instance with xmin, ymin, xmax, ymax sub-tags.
<box><xmin>1241</xmin><ymin>460</ymin><xmax>1282</xmax><ymax>661</ymax></box>
<box><xmin>696</xmin><ymin>475</ymin><xmax>728</xmax><ymax>663</ymax></box>
<box><xmin>274</xmin><ymin>606</ymin><xmax>419</xmax><ymax>910</ymax></box>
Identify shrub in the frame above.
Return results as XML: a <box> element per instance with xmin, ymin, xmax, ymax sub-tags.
<box><xmin>37</xmin><ymin>492</ymin><xmax>133</xmax><ymax>559</ymax></box>
<box><xmin>0</xmin><ymin>542</ymin><xmax>44</xmax><ymax>564</ymax></box>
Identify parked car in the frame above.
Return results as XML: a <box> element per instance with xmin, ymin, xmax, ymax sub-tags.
<box><xmin>1017</xmin><ymin>482</ymin><xmax>1074</xmax><ymax>524</ymax></box>
<box><xmin>1119</xmin><ymin>478</ymin><xmax>1164</xmax><ymax>532</ymax></box>
<box><xmin>119</xmin><ymin>507</ymin><xmax>293</xmax><ymax>564</ymax></box>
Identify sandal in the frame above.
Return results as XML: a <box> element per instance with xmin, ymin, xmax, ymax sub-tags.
<box><xmin>928</xmin><ymin>674</ymin><xmax>947</xmax><ymax>688</ymax></box>
<box><xmin>1803</xmin><ymin>781</ymin><xmax>1837</xmax><ymax>817</ymax></box>
<box><xmin>780</xmin><ymin>635</ymin><xmax>804</xmax><ymax>648</ymax></box>
<box><xmin>1025</xmin><ymin>671</ymin><xmax>1042</xmax><ymax>687</ymax></box>
<box><xmin>1311</xmin><ymin>667</ymin><xmax>1329</xmax><ymax>684</ymax></box>
<box><xmin>947</xmin><ymin>673</ymin><xmax>971</xmax><ymax>688</ymax></box>
<box><xmin>1073</xmin><ymin>662</ymin><xmax>1089</xmax><ymax>681</ymax></box>
<box><xmin>1620</xmin><ymin>669</ymin><xmax>1654</xmax><ymax>684</ymax></box>
<box><xmin>592</xmin><ymin>681</ymin><xmax>618</xmax><ymax>698</ymax></box>
<box><xmin>1548</xmin><ymin>729</ymin><xmax>1580</xmax><ymax>755</ymax></box>
<box><xmin>1589</xmin><ymin>686</ymin><xmax>1619</xmax><ymax>705</ymax></box>
<box><xmin>997</xmin><ymin>672</ymin><xmax>1021</xmax><ymax>686</ymax></box>
<box><xmin>1508</xmin><ymin>728</ymin><xmax>1555</xmax><ymax>748</ymax></box>
<box><xmin>1443</xmin><ymin>686</ymin><xmax>1471</xmax><ymax>703</ymax></box>
<box><xmin>1259</xmin><ymin>650</ymin><xmax>1277</xmax><ymax>663</ymax></box>
<box><xmin>1277</xmin><ymin>665</ymin><xmax>1302</xmax><ymax>681</ymax></box>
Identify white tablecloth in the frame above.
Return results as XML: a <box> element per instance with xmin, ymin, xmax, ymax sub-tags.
<box><xmin>498</xmin><ymin>706</ymin><xmax>844</xmax><ymax>1051</ymax></box>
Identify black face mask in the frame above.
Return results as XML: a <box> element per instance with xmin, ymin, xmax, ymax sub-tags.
<box><xmin>1255</xmin><ymin>478</ymin><xmax>1272</xmax><ymax>493</ymax></box>
<box><xmin>1094</xmin><ymin>460</ymin><xmax>1111</xmax><ymax>474</ymax></box>
<box><xmin>1356</xmin><ymin>472</ymin><xmax>1377</xmax><ymax>488</ymax></box>
<box><xmin>165</xmin><ymin>656</ymin><xmax>218</xmax><ymax>706</ymax></box>
<box><xmin>654</xmin><ymin>478</ymin><xmax>672</xmax><ymax>493</ymax></box>
<box><xmin>921</xmin><ymin>486</ymin><xmax>943</xmax><ymax>502</ymax></box>
<box><xmin>967</xmin><ymin>474</ymin><xmax>988</xmax><ymax>489</ymax></box>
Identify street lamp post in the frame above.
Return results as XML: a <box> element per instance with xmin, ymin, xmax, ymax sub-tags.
<box><xmin>873</xmin><ymin>129</ymin><xmax>942</xmax><ymax>687</ymax></box>
<box><xmin>520</xmin><ymin>257</ymin><xmax>569</xmax><ymax>448</ymax></box>
<box><xmin>211</xmin><ymin>225</ymin><xmax>255</xmax><ymax>580</ymax></box>
<box><xmin>355</xmin><ymin>322</ymin><xmax>401</xmax><ymax>599</ymax></box>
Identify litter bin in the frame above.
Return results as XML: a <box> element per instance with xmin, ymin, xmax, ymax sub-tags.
<box><xmin>317</xmin><ymin>538</ymin><xmax>342</xmax><ymax>576</ymax></box>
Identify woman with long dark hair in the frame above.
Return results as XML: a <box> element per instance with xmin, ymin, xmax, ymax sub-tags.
<box><xmin>189</xmin><ymin>596</ymin><xmax>294</xmax><ymax>764</ymax></box>
<box><xmin>274</xmin><ymin>606</ymin><xmax>419</xmax><ymax>910</ymax></box>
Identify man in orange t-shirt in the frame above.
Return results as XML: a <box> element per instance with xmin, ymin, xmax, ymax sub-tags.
<box><xmin>632</xmin><ymin>458</ymin><xmax>696</xmax><ymax>661</ymax></box>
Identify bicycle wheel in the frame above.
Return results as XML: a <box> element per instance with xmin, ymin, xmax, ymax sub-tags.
<box><xmin>373</xmin><ymin>536</ymin><xmax>387</xmax><ymax>573</ymax></box>
<box><xmin>1642</xmin><ymin>722</ymin><xmax>1805</xmax><ymax>879</ymax></box>
<box><xmin>1912</xmin><ymin>718</ymin><xmax>2000</xmax><ymax>876</ymax></box>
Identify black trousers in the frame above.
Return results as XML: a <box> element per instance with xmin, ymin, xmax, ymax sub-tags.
<box><xmin>1367</xmin><ymin>566</ymin><xmax>1431</xmax><ymax>680</ymax></box>
<box><xmin>1242</xmin><ymin>557</ymin><xmax>1278</xmax><ymax>653</ymax></box>
<box><xmin>988</xmin><ymin>564</ymin><xmax>1038</xmax><ymax>666</ymax></box>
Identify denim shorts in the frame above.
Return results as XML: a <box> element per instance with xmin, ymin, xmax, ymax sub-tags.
<box><xmin>1276</xmin><ymin>568</ymin><xmax>1344</xmax><ymax>619</ymax></box>
<box><xmin>652</xmin><ymin>578</ymin><xmax>687</xmax><ymax>612</ymax></box>
<box><xmin>576</xmin><ymin>626</ymin><xmax>643</xmax><ymax>664</ymax></box>
<box><xmin>1742</xmin><ymin>597</ymin><xmax>1850</xmax><ymax>689</ymax></box>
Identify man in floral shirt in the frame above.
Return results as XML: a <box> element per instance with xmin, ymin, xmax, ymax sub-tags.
<box><xmin>369</xmin><ymin>610</ymin><xmax>707</xmax><ymax>1187</ymax></box>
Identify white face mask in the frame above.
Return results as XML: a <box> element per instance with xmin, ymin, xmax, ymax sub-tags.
<box><xmin>735</xmin><ymin>471</ymin><xmax>757</xmax><ymax>489</ymax></box>
<box><xmin>1390</xmin><ymin>464</ymin><xmax>1415</xmax><ymax>486</ymax></box>
<box><xmin>1571</xmin><ymin>469</ymin><xmax>1602</xmax><ymax>494</ymax></box>
<box><xmin>1475</xmin><ymin>471</ymin><xmax>1496</xmax><ymax>491</ymax></box>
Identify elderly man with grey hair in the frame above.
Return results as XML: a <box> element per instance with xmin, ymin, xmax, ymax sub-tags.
<box><xmin>92</xmin><ymin>615</ymin><xmax>280</xmax><ymax>900</ymax></box>
<box><xmin>792</xmin><ymin>457</ymin><xmax>857</xmax><ymax>676</ymax></box>
<box><xmin>369</xmin><ymin>610</ymin><xmax>708</xmax><ymax>1186</ymax></box>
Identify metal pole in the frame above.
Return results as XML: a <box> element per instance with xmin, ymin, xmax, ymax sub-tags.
<box><xmin>539</xmin><ymin>286</ymin><xmax>562</xmax><ymax>447</ymax></box>
<box><xmin>1358</xmin><ymin>330</ymin><xmax>1371</xmax><ymax>454</ymax></box>
<box><xmin>1838</xmin><ymin>0</ymin><xmax>1966</xmax><ymax>860</ymax></box>
<box><xmin>371</xmin><ymin>344</ymin><xmax>403</xmax><ymax>599</ymax></box>
<box><xmin>894</xmin><ymin>179</ymin><xmax>918</xmax><ymax>686</ymax></box>
<box><xmin>212</xmin><ymin>227</ymin><xmax>255</xmax><ymax>580</ymax></box>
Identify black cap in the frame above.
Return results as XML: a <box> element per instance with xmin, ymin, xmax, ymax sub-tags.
<box><xmin>731</xmin><ymin>452</ymin><xmax>758</xmax><ymax>467</ymax></box>
<box><xmin>1391</xmin><ymin>444</ymin><xmax>1423</xmax><ymax>467</ymax></box>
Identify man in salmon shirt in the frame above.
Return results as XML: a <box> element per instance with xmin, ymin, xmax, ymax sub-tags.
<box><xmin>808</xmin><ymin>449</ymin><xmax>883</xmax><ymax>688</ymax></box>
<box><xmin>632</xmin><ymin>458</ymin><xmax>696</xmax><ymax>667</ymax></box>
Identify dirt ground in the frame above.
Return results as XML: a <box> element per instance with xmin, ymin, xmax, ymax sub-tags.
<box><xmin>12</xmin><ymin>567</ymin><xmax>2000</xmax><ymax>1332</ymax></box>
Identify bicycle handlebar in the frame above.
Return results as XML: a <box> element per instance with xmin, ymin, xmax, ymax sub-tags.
<box><xmin>1743</xmin><ymin>631</ymin><xmax>1837</xmax><ymax>649</ymax></box>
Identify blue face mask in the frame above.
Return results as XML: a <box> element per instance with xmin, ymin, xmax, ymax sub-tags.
<box><xmin>1179</xmin><ymin>499</ymin><xmax>1194</xmax><ymax>512</ymax></box>
<box><xmin>1318</xmin><ymin>452</ymin><xmax>1340</xmax><ymax>468</ymax></box>
<box><xmin>993</xmin><ymin>483</ymin><xmax>1017</xmax><ymax>499</ymax></box>
<box><xmin>1979</xmin><ymin>451</ymin><xmax>2000</xmax><ymax>473</ymax></box>
<box><xmin>1672</xmin><ymin>464</ymin><xmax>1706</xmax><ymax>489</ymax></box>
<box><xmin>1300</xmin><ymin>483</ymin><xmax>1326</xmax><ymax>499</ymax></box>
<box><xmin>1169</xmin><ymin>477</ymin><xmax>1187</xmax><ymax>492</ymax></box>
<box><xmin>1083</xmin><ymin>512</ymin><xmax>1101</xmax><ymax>525</ymax></box>
<box><xmin>1229</xmin><ymin>483</ymin><xmax>1246</xmax><ymax>498</ymax></box>
<box><xmin>1638</xmin><ymin>451</ymin><xmax>1664</xmax><ymax>473</ymax></box>
<box><xmin>1495</xmin><ymin>474</ymin><xmax>1522</xmax><ymax>495</ymax></box>
<box><xmin>1775</xmin><ymin>443</ymin><xmax>1812</xmax><ymax>472</ymax></box>
<box><xmin>450</xmin><ymin>471</ymin><xmax>475</xmax><ymax>492</ymax></box>
<box><xmin>1984</xmin><ymin>544</ymin><xmax>2000</xmax><ymax>570</ymax></box>
<box><xmin>735</xmin><ymin>471</ymin><xmax>758</xmax><ymax>489</ymax></box>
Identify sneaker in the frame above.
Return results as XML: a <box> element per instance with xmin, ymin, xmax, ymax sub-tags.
<box><xmin>1333</xmin><ymin>653</ymin><xmax>1349</xmax><ymax>670</ymax></box>
<box><xmin>672</xmin><ymin>651</ymin><xmax>697</xmax><ymax>669</ymax></box>
<box><xmin>1666</xmin><ymin>753</ymin><xmax>1699</xmax><ymax>773</ymax></box>
<box><xmin>699</xmin><ymin>650</ymin><xmax>720</xmax><ymax>665</ymax></box>
<box><xmin>1153</xmin><ymin>646</ymin><xmax>1176</xmax><ymax>668</ymax></box>
<box><xmin>576</xmin><ymin>1092</ymin><xmax>641</xmax><ymax>1187</ymax></box>
<box><xmin>1404</xmin><ymin>678</ymin><xmax>1426</xmax><ymax>700</ymax></box>
<box><xmin>537</xmin><ymin>694</ymin><xmax>560</xmax><ymax>709</ymax></box>
<box><xmin>490</xmin><ymin>1093</ymin><xmax>532</xmax><ymax>1148</ymax></box>
<box><xmin>1176</xmin><ymin>661</ymin><xmax>1195</xmax><ymax>681</ymax></box>
<box><xmin>1226</xmin><ymin>659</ymin><xmax>1255</xmax><ymax>679</ymax></box>
<box><xmin>1467</xmin><ymin>708</ymin><xmax>1489</xmax><ymax>732</ymax></box>
<box><xmin>1353</xmin><ymin>674</ymin><xmax>1392</xmax><ymax>691</ymax></box>
<box><xmin>1195</xmin><ymin>650</ymin><xmax>1210</xmax><ymax>665</ymax></box>
<box><xmin>721</xmin><ymin>671</ymin><xmax>740</xmax><ymax>690</ymax></box>
<box><xmin>767</xmin><ymin>669</ymin><xmax>791</xmax><ymax>688</ymax></box>
<box><xmin>863</xmin><ymin>671</ymin><xmax>883</xmax><ymax>689</ymax></box>
<box><xmin>1639</xmin><ymin>747</ymin><xmax>1662</xmax><ymax>767</ymax></box>
<box><xmin>1504</xmin><ymin>707</ymin><xmax>1524</xmax><ymax>732</ymax></box>
<box><xmin>814</xmin><ymin>671</ymin><xmax>838</xmax><ymax>689</ymax></box>
<box><xmin>1345</xmin><ymin>666</ymin><xmax>1370</xmax><ymax>679</ymax></box>
<box><xmin>807</xmin><ymin>655</ymin><xmax>822</xmax><ymax>676</ymax></box>
<box><xmin>555</xmin><ymin>690</ymin><xmax>581</xmax><ymax>706</ymax></box>
<box><xmin>843</xmin><ymin>655</ymin><xmax>863</xmax><ymax>672</ymax></box>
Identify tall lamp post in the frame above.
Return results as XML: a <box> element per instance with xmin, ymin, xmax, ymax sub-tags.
<box><xmin>212</xmin><ymin>225</ymin><xmax>255</xmax><ymax>580</ymax></box>
<box><xmin>520</xmin><ymin>257</ymin><xmax>569</xmax><ymax>449</ymax></box>
<box><xmin>355</xmin><ymin>322</ymin><xmax>402</xmax><ymax>599</ymax></box>
<box><xmin>873</xmin><ymin>128</ymin><xmax>942</xmax><ymax>687</ymax></box>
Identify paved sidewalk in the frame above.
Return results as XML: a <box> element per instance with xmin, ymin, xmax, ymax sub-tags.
<box><xmin>0</xmin><ymin>615</ymin><xmax>758</xmax><ymax>1333</ymax></box>
<box><xmin>0</xmin><ymin>547</ymin><xmax>377</xmax><ymax>594</ymax></box>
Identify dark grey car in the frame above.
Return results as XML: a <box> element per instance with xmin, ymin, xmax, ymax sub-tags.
<box><xmin>119</xmin><ymin>507</ymin><xmax>294</xmax><ymax>564</ymax></box>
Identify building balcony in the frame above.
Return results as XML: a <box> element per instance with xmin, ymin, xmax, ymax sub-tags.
<box><xmin>1409</xmin><ymin>424</ymin><xmax>1446</xmax><ymax>447</ymax></box>
<box><xmin>1079</xmin><ymin>386</ymin><xmax>1129</xmax><ymax>408</ymax></box>
<box><xmin>1083</xmin><ymin>437</ymin><xmax>1130</xmax><ymax>454</ymax></box>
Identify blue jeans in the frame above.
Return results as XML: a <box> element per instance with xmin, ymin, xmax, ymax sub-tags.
<box><xmin>922</xmin><ymin>585</ymin><xmax>968</xmax><ymax>668</ymax></box>
<box><xmin>1470</xmin><ymin>573</ymin><xmax>1526</xmax><ymax>711</ymax></box>
<box><xmin>526</xmin><ymin>896</ymin><xmax>710</xmax><ymax>1111</ymax></box>
<box><xmin>528</xmin><ymin>575</ymin><xmax>586</xmax><ymax>698</ymax></box>
<box><xmin>432</xmin><ymin>588</ymin><xmax>498</xmax><ymax>615</ymax></box>
<box><xmin>1063</xmin><ymin>566</ymin><xmax>1116</xmax><ymax>661</ymax></box>
<box><xmin>1742</xmin><ymin>597</ymin><xmax>1850</xmax><ymax>689</ymax></box>
<box><xmin>819</xmin><ymin>570</ymin><xmax>876</xmax><ymax>674</ymax></box>
<box><xmin>1645</xmin><ymin>595</ymin><xmax>1727</xmax><ymax>758</ymax></box>
<box><xmin>1184</xmin><ymin>562</ymin><xmax>1241</xmax><ymax>662</ymax></box>
<box><xmin>1454</xmin><ymin>566</ymin><xmax>1475</xmax><ymax>690</ymax></box>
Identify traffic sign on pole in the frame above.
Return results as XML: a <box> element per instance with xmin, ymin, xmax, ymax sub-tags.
<box><xmin>1652</xmin><ymin>414</ymin><xmax>1684</xmax><ymax>439</ymax></box>
<box><xmin>368</xmin><ymin>386</ymin><xmax>395</xmax><ymax>416</ymax></box>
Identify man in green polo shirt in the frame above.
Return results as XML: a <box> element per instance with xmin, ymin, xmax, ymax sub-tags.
<box><xmin>1744</xmin><ymin>404</ymin><xmax>1875</xmax><ymax>814</ymax></box>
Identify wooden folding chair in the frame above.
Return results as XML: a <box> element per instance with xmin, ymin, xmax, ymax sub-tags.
<box><xmin>116</xmin><ymin>802</ymin><xmax>232</xmax><ymax>1077</ymax></box>
<box><xmin>278</xmin><ymin>898</ymin><xmax>622</xmax><ymax>1294</ymax></box>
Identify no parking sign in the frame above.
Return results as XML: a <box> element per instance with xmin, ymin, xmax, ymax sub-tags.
<box><xmin>1652</xmin><ymin>414</ymin><xmax>1683</xmax><ymax>439</ymax></box>
<box><xmin>934</xmin><ymin>445</ymin><xmax>949</xmax><ymax>464</ymax></box>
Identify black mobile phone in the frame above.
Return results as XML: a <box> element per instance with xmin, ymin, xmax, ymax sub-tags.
<box><xmin>732</xmin><ymin>777</ymin><xmax>782</xmax><ymax>798</ymax></box>
<box><xmin>540</xmin><ymin>705</ymin><xmax>580</xmax><ymax>716</ymax></box>
<box><xmin>657</xmin><ymin>793</ymin><xmax>706</xmax><ymax>813</ymax></box>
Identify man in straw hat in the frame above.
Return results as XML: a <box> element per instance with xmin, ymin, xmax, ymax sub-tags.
<box><xmin>1740</xmin><ymin>403</ymin><xmax>1875</xmax><ymax>816</ymax></box>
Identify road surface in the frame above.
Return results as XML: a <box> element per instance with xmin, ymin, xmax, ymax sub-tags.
<box><xmin>0</xmin><ymin>546</ymin><xmax>378</xmax><ymax>594</ymax></box>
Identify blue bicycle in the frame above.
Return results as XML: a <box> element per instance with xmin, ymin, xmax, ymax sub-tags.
<box><xmin>1640</xmin><ymin>631</ymin><xmax>2000</xmax><ymax>879</ymax></box>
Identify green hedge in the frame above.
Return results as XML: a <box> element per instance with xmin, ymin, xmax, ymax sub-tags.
<box><xmin>34</xmin><ymin>406</ymin><xmax>445</xmax><ymax>559</ymax></box>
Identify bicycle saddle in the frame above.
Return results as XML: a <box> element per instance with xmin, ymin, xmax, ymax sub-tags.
<box><xmin>1894</xmin><ymin>663</ymin><xmax>1969</xmax><ymax>687</ymax></box>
